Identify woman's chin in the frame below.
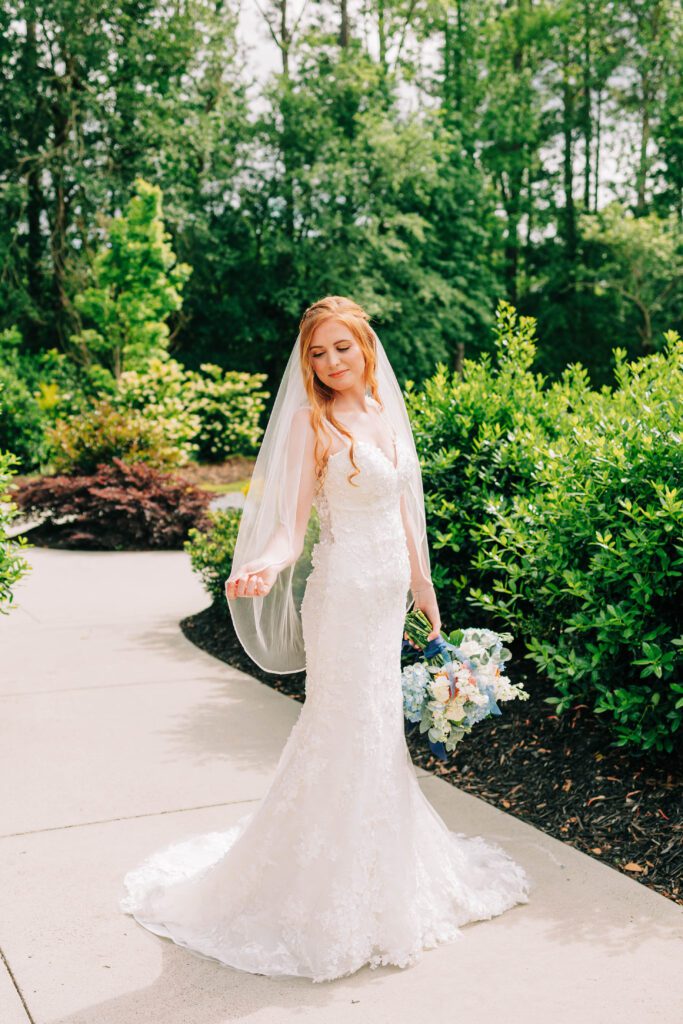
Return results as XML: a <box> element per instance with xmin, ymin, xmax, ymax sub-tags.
<box><xmin>327</xmin><ymin>373</ymin><xmax>355</xmax><ymax>390</ymax></box>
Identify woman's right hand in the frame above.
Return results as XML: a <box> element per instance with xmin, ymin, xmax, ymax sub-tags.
<box><xmin>225</xmin><ymin>563</ymin><xmax>278</xmax><ymax>600</ymax></box>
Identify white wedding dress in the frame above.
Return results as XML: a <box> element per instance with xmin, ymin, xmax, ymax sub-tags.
<box><xmin>119</xmin><ymin>430</ymin><xmax>532</xmax><ymax>983</ymax></box>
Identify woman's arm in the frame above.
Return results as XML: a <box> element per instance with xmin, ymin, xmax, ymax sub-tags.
<box><xmin>399</xmin><ymin>491</ymin><xmax>432</xmax><ymax>593</ymax></box>
<box><xmin>400</xmin><ymin>491</ymin><xmax>441</xmax><ymax>642</ymax></box>
<box><xmin>226</xmin><ymin>407</ymin><xmax>317</xmax><ymax>600</ymax></box>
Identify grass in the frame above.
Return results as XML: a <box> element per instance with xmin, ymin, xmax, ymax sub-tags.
<box><xmin>195</xmin><ymin>478</ymin><xmax>249</xmax><ymax>495</ymax></box>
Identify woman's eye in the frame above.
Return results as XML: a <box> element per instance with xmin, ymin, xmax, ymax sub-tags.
<box><xmin>311</xmin><ymin>346</ymin><xmax>350</xmax><ymax>358</ymax></box>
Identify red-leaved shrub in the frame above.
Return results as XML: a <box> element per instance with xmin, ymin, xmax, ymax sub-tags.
<box><xmin>12</xmin><ymin>458</ymin><xmax>212</xmax><ymax>550</ymax></box>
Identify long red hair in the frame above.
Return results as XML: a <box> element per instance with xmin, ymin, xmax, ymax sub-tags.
<box><xmin>298</xmin><ymin>296</ymin><xmax>382</xmax><ymax>489</ymax></box>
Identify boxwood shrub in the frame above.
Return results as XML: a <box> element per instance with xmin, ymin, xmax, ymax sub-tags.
<box><xmin>406</xmin><ymin>303</ymin><xmax>682</xmax><ymax>754</ymax></box>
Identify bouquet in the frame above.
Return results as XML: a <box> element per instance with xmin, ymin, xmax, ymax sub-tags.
<box><xmin>401</xmin><ymin>609</ymin><xmax>530</xmax><ymax>760</ymax></box>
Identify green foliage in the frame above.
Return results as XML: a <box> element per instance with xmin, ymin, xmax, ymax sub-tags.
<box><xmin>114</xmin><ymin>356</ymin><xmax>201</xmax><ymax>464</ymax></box>
<box><xmin>184</xmin><ymin>507</ymin><xmax>242</xmax><ymax>607</ymax></box>
<box><xmin>114</xmin><ymin>355</ymin><xmax>269</xmax><ymax>462</ymax></box>
<box><xmin>469</xmin><ymin>330</ymin><xmax>683</xmax><ymax>754</ymax></box>
<box><xmin>579</xmin><ymin>203</ymin><xmax>683</xmax><ymax>351</ymax></box>
<box><xmin>0</xmin><ymin>447</ymin><xmax>31</xmax><ymax>611</ymax></box>
<box><xmin>408</xmin><ymin>304</ymin><xmax>683</xmax><ymax>754</ymax></box>
<box><xmin>31</xmin><ymin>348</ymin><xmax>116</xmax><ymax>422</ymax></box>
<box><xmin>46</xmin><ymin>399</ymin><xmax>187</xmax><ymax>474</ymax></box>
<box><xmin>405</xmin><ymin>301</ymin><xmax>576</xmax><ymax>612</ymax></box>
<box><xmin>0</xmin><ymin>364</ymin><xmax>45</xmax><ymax>471</ymax></box>
<box><xmin>70</xmin><ymin>178</ymin><xmax>192</xmax><ymax>377</ymax></box>
<box><xmin>2</xmin><ymin>325</ymin><xmax>268</xmax><ymax>473</ymax></box>
<box><xmin>187</xmin><ymin>364</ymin><xmax>269</xmax><ymax>460</ymax></box>
<box><xmin>0</xmin><ymin>326</ymin><xmax>119</xmax><ymax>470</ymax></box>
<box><xmin>2</xmin><ymin>2</ymin><xmax>682</xmax><ymax>386</ymax></box>
<box><xmin>0</xmin><ymin>327</ymin><xmax>46</xmax><ymax>470</ymax></box>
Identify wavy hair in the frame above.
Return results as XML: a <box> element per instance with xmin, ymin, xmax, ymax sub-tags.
<box><xmin>298</xmin><ymin>295</ymin><xmax>382</xmax><ymax>489</ymax></box>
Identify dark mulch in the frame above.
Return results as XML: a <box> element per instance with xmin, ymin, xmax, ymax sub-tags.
<box><xmin>181</xmin><ymin>601</ymin><xmax>683</xmax><ymax>906</ymax></box>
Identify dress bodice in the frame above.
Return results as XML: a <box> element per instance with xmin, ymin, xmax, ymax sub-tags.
<box><xmin>313</xmin><ymin>437</ymin><xmax>415</xmax><ymax>549</ymax></box>
<box><xmin>305</xmin><ymin>415</ymin><xmax>416</xmax><ymax>607</ymax></box>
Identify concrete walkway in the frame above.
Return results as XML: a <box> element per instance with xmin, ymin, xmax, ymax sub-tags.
<box><xmin>1</xmin><ymin>548</ymin><xmax>681</xmax><ymax>1024</ymax></box>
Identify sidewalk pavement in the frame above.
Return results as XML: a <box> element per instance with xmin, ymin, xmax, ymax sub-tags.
<box><xmin>1</xmin><ymin>548</ymin><xmax>681</xmax><ymax>1024</ymax></box>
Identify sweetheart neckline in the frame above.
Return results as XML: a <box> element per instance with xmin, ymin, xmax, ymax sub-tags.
<box><xmin>328</xmin><ymin>437</ymin><xmax>399</xmax><ymax>473</ymax></box>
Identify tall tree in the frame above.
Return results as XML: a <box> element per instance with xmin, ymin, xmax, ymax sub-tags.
<box><xmin>0</xmin><ymin>0</ymin><xmax>246</xmax><ymax>353</ymax></box>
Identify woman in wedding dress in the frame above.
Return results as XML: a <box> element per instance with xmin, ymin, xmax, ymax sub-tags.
<box><xmin>119</xmin><ymin>295</ymin><xmax>532</xmax><ymax>983</ymax></box>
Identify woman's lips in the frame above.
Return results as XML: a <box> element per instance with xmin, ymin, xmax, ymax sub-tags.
<box><xmin>329</xmin><ymin>369</ymin><xmax>348</xmax><ymax>378</ymax></box>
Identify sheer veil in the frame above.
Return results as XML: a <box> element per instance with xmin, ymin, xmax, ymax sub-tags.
<box><xmin>226</xmin><ymin>326</ymin><xmax>431</xmax><ymax>674</ymax></box>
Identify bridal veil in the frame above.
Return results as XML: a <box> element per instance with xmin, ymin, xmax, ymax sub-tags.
<box><xmin>226</xmin><ymin>326</ymin><xmax>431</xmax><ymax>674</ymax></box>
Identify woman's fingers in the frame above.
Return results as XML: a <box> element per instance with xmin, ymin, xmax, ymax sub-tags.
<box><xmin>225</xmin><ymin>572</ymin><xmax>268</xmax><ymax>600</ymax></box>
<box><xmin>403</xmin><ymin>631</ymin><xmax>422</xmax><ymax>650</ymax></box>
<box><xmin>225</xmin><ymin>577</ymin><xmax>237</xmax><ymax>600</ymax></box>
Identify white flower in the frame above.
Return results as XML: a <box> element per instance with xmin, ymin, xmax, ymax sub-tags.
<box><xmin>458</xmin><ymin>640</ymin><xmax>483</xmax><ymax>658</ymax></box>
<box><xmin>429</xmin><ymin>677</ymin><xmax>451</xmax><ymax>703</ymax></box>
<box><xmin>445</xmin><ymin>698</ymin><xmax>465</xmax><ymax>722</ymax></box>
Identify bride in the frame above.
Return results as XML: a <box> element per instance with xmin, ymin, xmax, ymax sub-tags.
<box><xmin>119</xmin><ymin>295</ymin><xmax>532</xmax><ymax>983</ymax></box>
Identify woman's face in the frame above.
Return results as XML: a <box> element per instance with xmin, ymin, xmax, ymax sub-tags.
<box><xmin>308</xmin><ymin>319</ymin><xmax>366</xmax><ymax>392</ymax></box>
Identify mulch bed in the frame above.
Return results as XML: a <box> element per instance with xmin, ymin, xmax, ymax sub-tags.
<box><xmin>181</xmin><ymin>601</ymin><xmax>683</xmax><ymax>907</ymax></box>
<box><xmin>176</xmin><ymin>457</ymin><xmax>255</xmax><ymax>487</ymax></box>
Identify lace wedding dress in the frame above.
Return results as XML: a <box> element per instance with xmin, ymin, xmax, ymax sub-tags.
<box><xmin>119</xmin><ymin>429</ymin><xmax>532</xmax><ymax>983</ymax></box>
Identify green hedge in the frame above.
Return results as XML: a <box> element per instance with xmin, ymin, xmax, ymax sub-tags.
<box><xmin>0</xmin><ymin>449</ymin><xmax>31</xmax><ymax>611</ymax></box>
<box><xmin>406</xmin><ymin>302</ymin><xmax>683</xmax><ymax>754</ymax></box>
<box><xmin>0</xmin><ymin>328</ymin><xmax>47</xmax><ymax>471</ymax></box>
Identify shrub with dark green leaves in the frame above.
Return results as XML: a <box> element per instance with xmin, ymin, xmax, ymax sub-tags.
<box><xmin>0</xmin><ymin>328</ymin><xmax>47</xmax><ymax>470</ymax></box>
<box><xmin>467</xmin><ymin>331</ymin><xmax>683</xmax><ymax>754</ymax></box>
<box><xmin>12</xmin><ymin>458</ymin><xmax>212</xmax><ymax>550</ymax></box>
<box><xmin>406</xmin><ymin>303</ymin><xmax>683</xmax><ymax>754</ymax></box>
<box><xmin>184</xmin><ymin>500</ymin><xmax>319</xmax><ymax>610</ymax></box>
<box><xmin>0</xmin><ymin>448</ymin><xmax>31</xmax><ymax>611</ymax></box>
<box><xmin>32</xmin><ymin>347</ymin><xmax>116</xmax><ymax>423</ymax></box>
<box><xmin>0</xmin><ymin>326</ymin><xmax>117</xmax><ymax>471</ymax></box>
<box><xmin>0</xmin><ymin>364</ymin><xmax>45</xmax><ymax>471</ymax></box>
<box><xmin>404</xmin><ymin>301</ymin><xmax>584</xmax><ymax>623</ymax></box>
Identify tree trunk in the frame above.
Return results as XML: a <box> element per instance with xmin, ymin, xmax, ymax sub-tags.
<box><xmin>593</xmin><ymin>87</ymin><xmax>602</xmax><ymax>212</ymax></box>
<box><xmin>339</xmin><ymin>0</ymin><xmax>350</xmax><ymax>47</ymax></box>
<box><xmin>24</xmin><ymin>19</ymin><xmax>44</xmax><ymax>338</ymax></box>
<box><xmin>582</xmin><ymin>0</ymin><xmax>592</xmax><ymax>209</ymax></box>
<box><xmin>562</xmin><ymin>38</ymin><xmax>577</xmax><ymax>267</ymax></box>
